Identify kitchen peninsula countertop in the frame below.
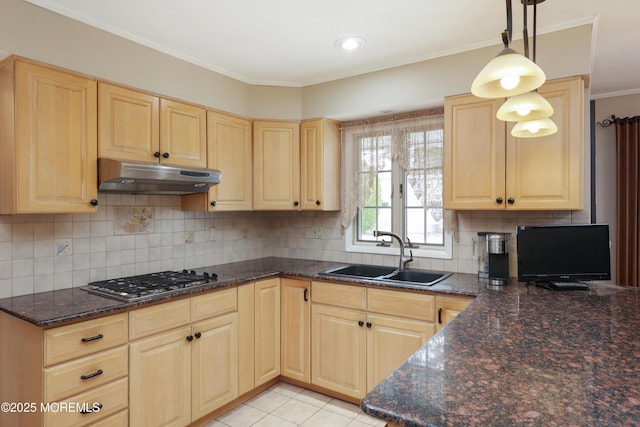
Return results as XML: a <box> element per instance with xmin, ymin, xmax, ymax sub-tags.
<box><xmin>361</xmin><ymin>281</ymin><xmax>640</xmax><ymax>426</ymax></box>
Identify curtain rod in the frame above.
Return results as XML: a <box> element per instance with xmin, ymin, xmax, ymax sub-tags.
<box><xmin>597</xmin><ymin>115</ymin><xmax>616</xmax><ymax>127</ymax></box>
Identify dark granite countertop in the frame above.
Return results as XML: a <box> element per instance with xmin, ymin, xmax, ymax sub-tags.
<box><xmin>361</xmin><ymin>281</ymin><xmax>640</xmax><ymax>426</ymax></box>
<box><xmin>0</xmin><ymin>257</ymin><xmax>480</xmax><ymax>327</ymax></box>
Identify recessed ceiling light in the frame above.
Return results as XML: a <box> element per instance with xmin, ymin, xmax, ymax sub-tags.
<box><xmin>334</xmin><ymin>36</ymin><xmax>366</xmax><ymax>51</ymax></box>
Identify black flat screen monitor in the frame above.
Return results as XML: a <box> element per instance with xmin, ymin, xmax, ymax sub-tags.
<box><xmin>516</xmin><ymin>224</ymin><xmax>611</xmax><ymax>283</ymax></box>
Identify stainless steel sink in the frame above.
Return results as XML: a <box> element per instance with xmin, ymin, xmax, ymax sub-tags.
<box><xmin>319</xmin><ymin>264</ymin><xmax>451</xmax><ymax>287</ymax></box>
<box><xmin>320</xmin><ymin>264</ymin><xmax>397</xmax><ymax>279</ymax></box>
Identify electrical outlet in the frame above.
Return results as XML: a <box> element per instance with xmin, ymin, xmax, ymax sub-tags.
<box><xmin>209</xmin><ymin>227</ymin><xmax>217</xmax><ymax>241</ymax></box>
<box><xmin>312</xmin><ymin>227</ymin><xmax>323</xmax><ymax>239</ymax></box>
<box><xmin>185</xmin><ymin>232</ymin><xmax>193</xmax><ymax>244</ymax></box>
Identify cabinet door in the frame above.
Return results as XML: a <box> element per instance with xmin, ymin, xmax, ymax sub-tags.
<box><xmin>366</xmin><ymin>314</ymin><xmax>434</xmax><ymax>392</ymax></box>
<box><xmin>281</xmin><ymin>278</ymin><xmax>310</xmax><ymax>383</ymax></box>
<box><xmin>311</xmin><ymin>304</ymin><xmax>367</xmax><ymax>399</ymax></box>
<box><xmin>192</xmin><ymin>313</ymin><xmax>238</xmax><ymax>419</ymax></box>
<box><xmin>253</xmin><ymin>120</ymin><xmax>300</xmax><ymax>210</ymax></box>
<box><xmin>130</xmin><ymin>326</ymin><xmax>192</xmax><ymax>427</ymax></box>
<box><xmin>506</xmin><ymin>77</ymin><xmax>584</xmax><ymax>210</ymax></box>
<box><xmin>15</xmin><ymin>60</ymin><xmax>97</xmax><ymax>213</ymax></box>
<box><xmin>444</xmin><ymin>95</ymin><xmax>506</xmax><ymax>210</ymax></box>
<box><xmin>160</xmin><ymin>99</ymin><xmax>207</xmax><ymax>168</ymax></box>
<box><xmin>98</xmin><ymin>82</ymin><xmax>160</xmax><ymax>163</ymax></box>
<box><xmin>300</xmin><ymin>118</ymin><xmax>340</xmax><ymax>211</ymax></box>
<box><xmin>435</xmin><ymin>295</ymin><xmax>473</xmax><ymax>332</ymax></box>
<box><xmin>207</xmin><ymin>111</ymin><xmax>253</xmax><ymax>210</ymax></box>
<box><xmin>254</xmin><ymin>278</ymin><xmax>281</xmax><ymax>386</ymax></box>
<box><xmin>237</xmin><ymin>283</ymin><xmax>255</xmax><ymax>395</ymax></box>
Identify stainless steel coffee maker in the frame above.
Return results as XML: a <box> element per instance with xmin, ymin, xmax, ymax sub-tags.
<box><xmin>475</xmin><ymin>232</ymin><xmax>511</xmax><ymax>285</ymax></box>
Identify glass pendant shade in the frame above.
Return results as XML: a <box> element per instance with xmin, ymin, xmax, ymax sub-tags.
<box><xmin>496</xmin><ymin>91</ymin><xmax>554</xmax><ymax>122</ymax></box>
<box><xmin>511</xmin><ymin>117</ymin><xmax>557</xmax><ymax>138</ymax></box>
<box><xmin>471</xmin><ymin>47</ymin><xmax>546</xmax><ymax>99</ymax></box>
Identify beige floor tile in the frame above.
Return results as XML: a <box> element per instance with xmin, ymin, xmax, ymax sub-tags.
<box><xmin>269</xmin><ymin>382</ymin><xmax>304</xmax><ymax>398</ymax></box>
<box><xmin>201</xmin><ymin>420</ymin><xmax>230</xmax><ymax>427</ymax></box>
<box><xmin>217</xmin><ymin>404</ymin><xmax>267</xmax><ymax>427</ymax></box>
<box><xmin>272</xmin><ymin>398</ymin><xmax>320</xmax><ymax>424</ymax></box>
<box><xmin>252</xmin><ymin>414</ymin><xmax>297</xmax><ymax>427</ymax></box>
<box><xmin>294</xmin><ymin>389</ymin><xmax>333</xmax><ymax>407</ymax></box>
<box><xmin>347</xmin><ymin>420</ymin><xmax>377</xmax><ymax>427</ymax></box>
<box><xmin>301</xmin><ymin>408</ymin><xmax>353</xmax><ymax>427</ymax></box>
<box><xmin>354</xmin><ymin>412</ymin><xmax>387</xmax><ymax>426</ymax></box>
<box><xmin>247</xmin><ymin>389</ymin><xmax>291</xmax><ymax>412</ymax></box>
<box><xmin>323</xmin><ymin>399</ymin><xmax>362</xmax><ymax>418</ymax></box>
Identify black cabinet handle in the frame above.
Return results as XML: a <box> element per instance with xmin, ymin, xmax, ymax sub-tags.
<box><xmin>507</xmin><ymin>197</ymin><xmax>515</xmax><ymax>204</ymax></box>
<box><xmin>293</xmin><ymin>201</ymin><xmax>299</xmax><ymax>207</ymax></box>
<box><xmin>80</xmin><ymin>402</ymin><xmax>102</xmax><ymax>414</ymax></box>
<box><xmin>194</xmin><ymin>332</ymin><xmax>202</xmax><ymax>339</ymax></box>
<box><xmin>90</xmin><ymin>199</ymin><xmax>98</xmax><ymax>206</ymax></box>
<box><xmin>81</xmin><ymin>333</ymin><xmax>103</xmax><ymax>343</ymax></box>
<box><xmin>80</xmin><ymin>369</ymin><xmax>103</xmax><ymax>380</ymax></box>
<box><xmin>358</xmin><ymin>320</ymin><xmax>364</xmax><ymax>327</ymax></box>
<box><xmin>438</xmin><ymin>307</ymin><xmax>443</xmax><ymax>324</ymax></box>
<box><xmin>315</xmin><ymin>200</ymin><xmax>321</xmax><ymax>206</ymax></box>
<box><xmin>186</xmin><ymin>335</ymin><xmax>194</xmax><ymax>342</ymax></box>
<box><xmin>496</xmin><ymin>197</ymin><xmax>503</xmax><ymax>204</ymax></box>
<box><xmin>162</xmin><ymin>152</ymin><xmax>170</xmax><ymax>158</ymax></box>
<box><xmin>303</xmin><ymin>288</ymin><xmax>308</xmax><ymax>302</ymax></box>
<box><xmin>154</xmin><ymin>151</ymin><xmax>161</xmax><ymax>158</ymax></box>
<box><xmin>210</xmin><ymin>201</ymin><xmax>217</xmax><ymax>207</ymax></box>
<box><xmin>366</xmin><ymin>322</ymin><xmax>372</xmax><ymax>328</ymax></box>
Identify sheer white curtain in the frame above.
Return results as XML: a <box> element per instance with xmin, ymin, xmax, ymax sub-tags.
<box><xmin>340</xmin><ymin>109</ymin><xmax>456</xmax><ymax>236</ymax></box>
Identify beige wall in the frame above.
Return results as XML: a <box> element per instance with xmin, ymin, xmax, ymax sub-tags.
<box><xmin>1</xmin><ymin>0</ymin><xmax>593</xmax><ymax>121</ymax></box>
<box><xmin>594</xmin><ymin>93</ymin><xmax>640</xmax><ymax>284</ymax></box>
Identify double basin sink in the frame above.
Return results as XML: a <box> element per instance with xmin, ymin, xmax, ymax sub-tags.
<box><xmin>319</xmin><ymin>264</ymin><xmax>451</xmax><ymax>287</ymax></box>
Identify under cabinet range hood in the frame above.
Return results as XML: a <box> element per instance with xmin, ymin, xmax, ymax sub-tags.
<box><xmin>98</xmin><ymin>158</ymin><xmax>221</xmax><ymax>195</ymax></box>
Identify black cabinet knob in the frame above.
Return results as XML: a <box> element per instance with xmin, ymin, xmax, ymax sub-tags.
<box><xmin>90</xmin><ymin>199</ymin><xmax>98</xmax><ymax>206</ymax></box>
<box><xmin>210</xmin><ymin>201</ymin><xmax>217</xmax><ymax>207</ymax></box>
<box><xmin>507</xmin><ymin>197</ymin><xmax>515</xmax><ymax>204</ymax></box>
<box><xmin>162</xmin><ymin>152</ymin><xmax>170</xmax><ymax>159</ymax></box>
<box><xmin>194</xmin><ymin>332</ymin><xmax>202</xmax><ymax>339</ymax></box>
<box><xmin>496</xmin><ymin>197</ymin><xmax>503</xmax><ymax>204</ymax></box>
<box><xmin>293</xmin><ymin>201</ymin><xmax>299</xmax><ymax>207</ymax></box>
<box><xmin>366</xmin><ymin>322</ymin><xmax>372</xmax><ymax>328</ymax></box>
<box><xmin>154</xmin><ymin>151</ymin><xmax>161</xmax><ymax>158</ymax></box>
<box><xmin>358</xmin><ymin>320</ymin><xmax>364</xmax><ymax>327</ymax></box>
<box><xmin>315</xmin><ymin>200</ymin><xmax>321</xmax><ymax>206</ymax></box>
<box><xmin>186</xmin><ymin>335</ymin><xmax>194</xmax><ymax>342</ymax></box>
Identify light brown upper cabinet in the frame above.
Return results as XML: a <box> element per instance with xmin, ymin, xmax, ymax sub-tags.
<box><xmin>99</xmin><ymin>82</ymin><xmax>206</xmax><ymax>168</ymax></box>
<box><xmin>300</xmin><ymin>118</ymin><xmax>341</xmax><ymax>211</ymax></box>
<box><xmin>182</xmin><ymin>111</ymin><xmax>253</xmax><ymax>212</ymax></box>
<box><xmin>253</xmin><ymin>120</ymin><xmax>301</xmax><ymax>210</ymax></box>
<box><xmin>0</xmin><ymin>57</ymin><xmax>98</xmax><ymax>214</ymax></box>
<box><xmin>444</xmin><ymin>76</ymin><xmax>584</xmax><ymax>210</ymax></box>
<box><xmin>253</xmin><ymin>118</ymin><xmax>340</xmax><ymax>211</ymax></box>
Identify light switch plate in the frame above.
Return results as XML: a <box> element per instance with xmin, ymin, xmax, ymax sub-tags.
<box><xmin>209</xmin><ymin>227</ymin><xmax>217</xmax><ymax>241</ymax></box>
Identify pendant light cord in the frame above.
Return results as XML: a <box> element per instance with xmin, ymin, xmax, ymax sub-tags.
<box><xmin>502</xmin><ymin>0</ymin><xmax>512</xmax><ymax>47</ymax></box>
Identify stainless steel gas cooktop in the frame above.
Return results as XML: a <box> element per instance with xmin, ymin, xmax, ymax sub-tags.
<box><xmin>82</xmin><ymin>270</ymin><xmax>217</xmax><ymax>302</ymax></box>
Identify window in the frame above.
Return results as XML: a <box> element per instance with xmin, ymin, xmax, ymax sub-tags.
<box><xmin>341</xmin><ymin>113</ymin><xmax>451</xmax><ymax>259</ymax></box>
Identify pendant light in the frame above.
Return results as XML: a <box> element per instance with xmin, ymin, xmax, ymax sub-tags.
<box><xmin>471</xmin><ymin>0</ymin><xmax>545</xmax><ymax>99</ymax></box>
<box><xmin>511</xmin><ymin>117</ymin><xmax>557</xmax><ymax>137</ymax></box>
<box><xmin>510</xmin><ymin>0</ymin><xmax>557</xmax><ymax>137</ymax></box>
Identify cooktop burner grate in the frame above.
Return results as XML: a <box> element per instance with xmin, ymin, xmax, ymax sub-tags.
<box><xmin>83</xmin><ymin>270</ymin><xmax>217</xmax><ymax>302</ymax></box>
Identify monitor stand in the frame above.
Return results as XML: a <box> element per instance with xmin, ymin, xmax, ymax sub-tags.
<box><xmin>536</xmin><ymin>281</ymin><xmax>590</xmax><ymax>291</ymax></box>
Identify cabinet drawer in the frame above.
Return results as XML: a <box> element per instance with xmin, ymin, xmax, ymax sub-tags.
<box><xmin>311</xmin><ymin>281</ymin><xmax>366</xmax><ymax>311</ymax></box>
<box><xmin>44</xmin><ymin>377</ymin><xmax>128</xmax><ymax>427</ymax></box>
<box><xmin>191</xmin><ymin>287</ymin><xmax>237</xmax><ymax>322</ymax></box>
<box><xmin>44</xmin><ymin>313</ymin><xmax>128</xmax><ymax>366</ymax></box>
<box><xmin>129</xmin><ymin>298</ymin><xmax>190</xmax><ymax>340</ymax></box>
<box><xmin>44</xmin><ymin>345</ymin><xmax>128</xmax><ymax>402</ymax></box>
<box><xmin>367</xmin><ymin>288</ymin><xmax>435</xmax><ymax>322</ymax></box>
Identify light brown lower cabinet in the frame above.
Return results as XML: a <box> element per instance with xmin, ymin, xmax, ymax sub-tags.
<box><xmin>436</xmin><ymin>295</ymin><xmax>474</xmax><ymax>331</ymax></box>
<box><xmin>309</xmin><ymin>282</ymin><xmax>442</xmax><ymax>400</ymax></box>
<box><xmin>128</xmin><ymin>289</ymin><xmax>238</xmax><ymax>427</ymax></box>
<box><xmin>281</xmin><ymin>278</ymin><xmax>311</xmax><ymax>383</ymax></box>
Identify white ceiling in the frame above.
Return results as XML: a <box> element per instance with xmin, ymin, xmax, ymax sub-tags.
<box><xmin>23</xmin><ymin>0</ymin><xmax>640</xmax><ymax>98</ymax></box>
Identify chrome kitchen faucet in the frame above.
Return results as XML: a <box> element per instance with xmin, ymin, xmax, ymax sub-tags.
<box><xmin>373</xmin><ymin>230</ymin><xmax>413</xmax><ymax>270</ymax></box>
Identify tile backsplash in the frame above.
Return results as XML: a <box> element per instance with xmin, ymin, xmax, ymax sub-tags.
<box><xmin>0</xmin><ymin>193</ymin><xmax>590</xmax><ymax>298</ymax></box>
